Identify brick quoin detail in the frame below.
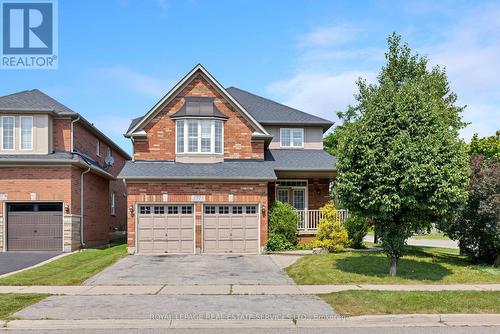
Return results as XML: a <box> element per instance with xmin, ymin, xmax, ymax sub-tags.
<box><xmin>133</xmin><ymin>75</ymin><xmax>264</xmax><ymax>161</ymax></box>
<box><xmin>126</xmin><ymin>182</ymin><xmax>269</xmax><ymax>250</ymax></box>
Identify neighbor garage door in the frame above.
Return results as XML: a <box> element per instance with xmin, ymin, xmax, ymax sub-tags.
<box><xmin>203</xmin><ymin>205</ymin><xmax>259</xmax><ymax>253</ymax></box>
<box><xmin>137</xmin><ymin>204</ymin><xmax>194</xmax><ymax>254</ymax></box>
<box><xmin>7</xmin><ymin>203</ymin><xmax>63</xmax><ymax>251</ymax></box>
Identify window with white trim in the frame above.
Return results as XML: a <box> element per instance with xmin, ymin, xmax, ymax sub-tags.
<box><xmin>110</xmin><ymin>192</ymin><xmax>116</xmax><ymax>215</ymax></box>
<box><xmin>176</xmin><ymin>119</ymin><xmax>223</xmax><ymax>154</ymax></box>
<box><xmin>20</xmin><ymin>116</ymin><xmax>33</xmax><ymax>150</ymax></box>
<box><xmin>280</xmin><ymin>128</ymin><xmax>304</xmax><ymax>148</ymax></box>
<box><xmin>2</xmin><ymin>116</ymin><xmax>15</xmax><ymax>150</ymax></box>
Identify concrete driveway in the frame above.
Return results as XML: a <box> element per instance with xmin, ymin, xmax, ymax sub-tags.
<box><xmin>0</xmin><ymin>252</ymin><xmax>61</xmax><ymax>275</ymax></box>
<box><xmin>84</xmin><ymin>254</ymin><xmax>293</xmax><ymax>285</ymax></box>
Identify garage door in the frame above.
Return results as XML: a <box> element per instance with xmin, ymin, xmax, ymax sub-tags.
<box><xmin>7</xmin><ymin>203</ymin><xmax>63</xmax><ymax>251</ymax></box>
<box><xmin>137</xmin><ymin>205</ymin><xmax>194</xmax><ymax>254</ymax></box>
<box><xmin>203</xmin><ymin>205</ymin><xmax>259</xmax><ymax>253</ymax></box>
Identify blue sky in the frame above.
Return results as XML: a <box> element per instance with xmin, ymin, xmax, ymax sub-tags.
<box><xmin>1</xmin><ymin>0</ymin><xmax>499</xmax><ymax>154</ymax></box>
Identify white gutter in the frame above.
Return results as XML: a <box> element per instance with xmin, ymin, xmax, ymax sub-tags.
<box><xmin>70</xmin><ymin>116</ymin><xmax>81</xmax><ymax>152</ymax></box>
<box><xmin>80</xmin><ymin>166</ymin><xmax>91</xmax><ymax>247</ymax></box>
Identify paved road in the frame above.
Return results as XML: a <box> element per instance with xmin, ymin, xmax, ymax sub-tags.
<box><xmin>85</xmin><ymin>254</ymin><xmax>292</xmax><ymax>285</ymax></box>
<box><xmin>364</xmin><ymin>236</ymin><xmax>458</xmax><ymax>249</ymax></box>
<box><xmin>2</xmin><ymin>326</ymin><xmax>499</xmax><ymax>333</ymax></box>
<box><xmin>0</xmin><ymin>252</ymin><xmax>61</xmax><ymax>275</ymax></box>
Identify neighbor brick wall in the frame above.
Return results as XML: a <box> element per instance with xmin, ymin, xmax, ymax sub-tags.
<box><xmin>126</xmin><ymin>182</ymin><xmax>268</xmax><ymax>251</ymax></box>
<box><xmin>82</xmin><ymin>171</ymin><xmax>110</xmax><ymax>246</ymax></box>
<box><xmin>0</xmin><ymin>167</ymin><xmax>74</xmax><ymax>216</ymax></box>
<box><xmin>52</xmin><ymin>118</ymin><xmax>72</xmax><ymax>152</ymax></box>
<box><xmin>133</xmin><ymin>75</ymin><xmax>264</xmax><ymax>161</ymax></box>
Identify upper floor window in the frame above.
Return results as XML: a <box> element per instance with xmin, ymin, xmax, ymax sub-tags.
<box><xmin>176</xmin><ymin>119</ymin><xmax>223</xmax><ymax>154</ymax></box>
<box><xmin>2</xmin><ymin>116</ymin><xmax>15</xmax><ymax>150</ymax></box>
<box><xmin>20</xmin><ymin>116</ymin><xmax>33</xmax><ymax>150</ymax></box>
<box><xmin>96</xmin><ymin>139</ymin><xmax>100</xmax><ymax>156</ymax></box>
<box><xmin>280</xmin><ymin>128</ymin><xmax>304</xmax><ymax>148</ymax></box>
<box><xmin>110</xmin><ymin>192</ymin><xmax>116</xmax><ymax>216</ymax></box>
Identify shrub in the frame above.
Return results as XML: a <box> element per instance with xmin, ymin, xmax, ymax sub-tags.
<box><xmin>344</xmin><ymin>215</ymin><xmax>369</xmax><ymax>249</ymax></box>
<box><xmin>313</xmin><ymin>201</ymin><xmax>349</xmax><ymax>252</ymax></box>
<box><xmin>268</xmin><ymin>201</ymin><xmax>298</xmax><ymax>245</ymax></box>
<box><xmin>266</xmin><ymin>233</ymin><xmax>294</xmax><ymax>251</ymax></box>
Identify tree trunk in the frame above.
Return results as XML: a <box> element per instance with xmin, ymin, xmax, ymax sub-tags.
<box><xmin>374</xmin><ymin>230</ymin><xmax>378</xmax><ymax>244</ymax></box>
<box><xmin>389</xmin><ymin>257</ymin><xmax>398</xmax><ymax>276</ymax></box>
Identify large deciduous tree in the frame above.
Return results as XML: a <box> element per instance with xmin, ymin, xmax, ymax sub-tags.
<box><xmin>336</xmin><ymin>33</ymin><xmax>469</xmax><ymax>276</ymax></box>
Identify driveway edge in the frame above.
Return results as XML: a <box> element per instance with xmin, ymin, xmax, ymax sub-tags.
<box><xmin>0</xmin><ymin>251</ymin><xmax>76</xmax><ymax>279</ymax></box>
<box><xmin>3</xmin><ymin>314</ymin><xmax>500</xmax><ymax>329</ymax></box>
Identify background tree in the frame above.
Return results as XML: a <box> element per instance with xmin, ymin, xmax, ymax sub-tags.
<box><xmin>468</xmin><ymin>131</ymin><xmax>500</xmax><ymax>160</ymax></box>
<box><xmin>439</xmin><ymin>132</ymin><xmax>500</xmax><ymax>265</ymax></box>
<box><xmin>336</xmin><ymin>33</ymin><xmax>469</xmax><ymax>276</ymax></box>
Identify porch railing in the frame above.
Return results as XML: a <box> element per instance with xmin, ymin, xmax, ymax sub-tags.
<box><xmin>295</xmin><ymin>209</ymin><xmax>349</xmax><ymax>233</ymax></box>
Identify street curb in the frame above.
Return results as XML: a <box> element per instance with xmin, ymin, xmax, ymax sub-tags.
<box><xmin>3</xmin><ymin>314</ymin><xmax>500</xmax><ymax>329</ymax></box>
<box><xmin>0</xmin><ymin>251</ymin><xmax>76</xmax><ymax>279</ymax></box>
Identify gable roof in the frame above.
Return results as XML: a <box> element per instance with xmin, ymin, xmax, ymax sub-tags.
<box><xmin>125</xmin><ymin>64</ymin><xmax>269</xmax><ymax>138</ymax></box>
<box><xmin>226</xmin><ymin>87</ymin><xmax>333</xmax><ymax>131</ymax></box>
<box><xmin>0</xmin><ymin>89</ymin><xmax>131</xmax><ymax>160</ymax></box>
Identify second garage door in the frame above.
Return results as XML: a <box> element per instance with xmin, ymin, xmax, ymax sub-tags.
<box><xmin>137</xmin><ymin>205</ymin><xmax>194</xmax><ymax>254</ymax></box>
<box><xmin>203</xmin><ymin>205</ymin><xmax>259</xmax><ymax>253</ymax></box>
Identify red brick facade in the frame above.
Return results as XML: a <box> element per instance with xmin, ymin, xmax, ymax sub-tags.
<box><xmin>0</xmin><ymin>117</ymin><xmax>129</xmax><ymax>251</ymax></box>
<box><xmin>126</xmin><ymin>182</ymin><xmax>269</xmax><ymax>252</ymax></box>
<box><xmin>133</xmin><ymin>75</ymin><xmax>264</xmax><ymax>161</ymax></box>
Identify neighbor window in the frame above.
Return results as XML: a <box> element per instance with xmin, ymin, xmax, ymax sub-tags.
<box><xmin>110</xmin><ymin>192</ymin><xmax>116</xmax><ymax>215</ymax></box>
<box><xmin>280</xmin><ymin>128</ymin><xmax>304</xmax><ymax>148</ymax></box>
<box><xmin>20</xmin><ymin>116</ymin><xmax>33</xmax><ymax>150</ymax></box>
<box><xmin>2</xmin><ymin>116</ymin><xmax>14</xmax><ymax>150</ymax></box>
<box><xmin>176</xmin><ymin>119</ymin><xmax>223</xmax><ymax>154</ymax></box>
<box><xmin>96</xmin><ymin>139</ymin><xmax>100</xmax><ymax>156</ymax></box>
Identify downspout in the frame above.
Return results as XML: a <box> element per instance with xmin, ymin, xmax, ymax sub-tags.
<box><xmin>80</xmin><ymin>166</ymin><xmax>91</xmax><ymax>247</ymax></box>
<box><xmin>70</xmin><ymin>116</ymin><xmax>81</xmax><ymax>152</ymax></box>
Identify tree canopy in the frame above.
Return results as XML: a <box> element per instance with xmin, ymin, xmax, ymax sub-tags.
<box><xmin>336</xmin><ymin>33</ymin><xmax>469</xmax><ymax>275</ymax></box>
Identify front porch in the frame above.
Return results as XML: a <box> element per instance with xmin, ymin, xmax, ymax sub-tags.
<box><xmin>296</xmin><ymin>208</ymin><xmax>349</xmax><ymax>233</ymax></box>
<box><xmin>268</xmin><ymin>179</ymin><xmax>348</xmax><ymax>235</ymax></box>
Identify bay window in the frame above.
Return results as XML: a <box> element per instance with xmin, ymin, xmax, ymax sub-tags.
<box><xmin>176</xmin><ymin>119</ymin><xmax>223</xmax><ymax>154</ymax></box>
<box><xmin>280</xmin><ymin>128</ymin><xmax>304</xmax><ymax>148</ymax></box>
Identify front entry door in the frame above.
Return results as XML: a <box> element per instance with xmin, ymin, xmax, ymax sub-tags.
<box><xmin>277</xmin><ymin>188</ymin><xmax>306</xmax><ymax>210</ymax></box>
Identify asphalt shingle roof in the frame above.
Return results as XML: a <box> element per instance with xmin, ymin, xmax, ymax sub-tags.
<box><xmin>118</xmin><ymin>160</ymin><xmax>277</xmax><ymax>180</ymax></box>
<box><xmin>0</xmin><ymin>89</ymin><xmax>77</xmax><ymax>115</ymax></box>
<box><xmin>226</xmin><ymin>87</ymin><xmax>333</xmax><ymax>130</ymax></box>
<box><xmin>265</xmin><ymin>149</ymin><xmax>336</xmax><ymax>170</ymax></box>
<box><xmin>119</xmin><ymin>149</ymin><xmax>336</xmax><ymax>179</ymax></box>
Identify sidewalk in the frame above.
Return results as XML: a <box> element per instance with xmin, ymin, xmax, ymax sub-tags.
<box><xmin>1</xmin><ymin>283</ymin><xmax>499</xmax><ymax>295</ymax></box>
<box><xmin>1</xmin><ymin>314</ymin><xmax>500</xmax><ymax>330</ymax></box>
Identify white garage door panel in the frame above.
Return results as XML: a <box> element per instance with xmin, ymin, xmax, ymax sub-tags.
<box><xmin>203</xmin><ymin>205</ymin><xmax>259</xmax><ymax>254</ymax></box>
<box><xmin>138</xmin><ymin>205</ymin><xmax>194</xmax><ymax>254</ymax></box>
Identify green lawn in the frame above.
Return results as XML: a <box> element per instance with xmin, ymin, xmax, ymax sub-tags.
<box><xmin>285</xmin><ymin>245</ymin><xmax>500</xmax><ymax>284</ymax></box>
<box><xmin>321</xmin><ymin>291</ymin><xmax>500</xmax><ymax>316</ymax></box>
<box><xmin>0</xmin><ymin>244</ymin><xmax>127</xmax><ymax>286</ymax></box>
<box><xmin>0</xmin><ymin>293</ymin><xmax>49</xmax><ymax>320</ymax></box>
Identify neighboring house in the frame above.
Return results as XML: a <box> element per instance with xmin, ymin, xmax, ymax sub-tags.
<box><xmin>121</xmin><ymin>64</ymin><xmax>337</xmax><ymax>254</ymax></box>
<box><xmin>0</xmin><ymin>89</ymin><xmax>131</xmax><ymax>252</ymax></box>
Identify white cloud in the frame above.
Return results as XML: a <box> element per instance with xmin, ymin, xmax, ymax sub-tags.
<box><xmin>267</xmin><ymin>71</ymin><xmax>377</xmax><ymax>124</ymax></box>
<box><xmin>298</xmin><ymin>24</ymin><xmax>361</xmax><ymax>48</ymax></box>
<box><xmin>101</xmin><ymin>67</ymin><xmax>171</xmax><ymax>98</ymax></box>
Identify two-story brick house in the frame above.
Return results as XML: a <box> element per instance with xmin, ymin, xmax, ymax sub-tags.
<box><xmin>121</xmin><ymin>64</ymin><xmax>336</xmax><ymax>254</ymax></box>
<box><xmin>0</xmin><ymin>89</ymin><xmax>130</xmax><ymax>252</ymax></box>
